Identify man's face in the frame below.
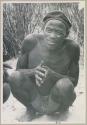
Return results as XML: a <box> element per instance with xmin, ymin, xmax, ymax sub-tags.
<box><xmin>44</xmin><ymin>19</ymin><xmax>67</xmax><ymax>46</ymax></box>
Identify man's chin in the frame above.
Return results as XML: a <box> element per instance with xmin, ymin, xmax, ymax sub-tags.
<box><xmin>47</xmin><ymin>43</ymin><xmax>57</xmax><ymax>49</ymax></box>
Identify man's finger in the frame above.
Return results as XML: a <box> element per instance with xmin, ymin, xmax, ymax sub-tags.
<box><xmin>36</xmin><ymin>79</ymin><xmax>41</xmax><ymax>87</ymax></box>
<box><xmin>35</xmin><ymin>74</ymin><xmax>42</xmax><ymax>82</ymax></box>
<box><xmin>36</xmin><ymin>67</ymin><xmax>47</xmax><ymax>73</ymax></box>
<box><xmin>35</xmin><ymin>74</ymin><xmax>44</xmax><ymax>86</ymax></box>
<box><xmin>35</xmin><ymin>70</ymin><xmax>45</xmax><ymax>78</ymax></box>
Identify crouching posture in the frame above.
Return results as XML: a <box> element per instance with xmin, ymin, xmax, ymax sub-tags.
<box><xmin>5</xmin><ymin>11</ymin><xmax>80</xmax><ymax>119</ymax></box>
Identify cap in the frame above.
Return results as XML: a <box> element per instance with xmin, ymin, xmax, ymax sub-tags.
<box><xmin>43</xmin><ymin>11</ymin><xmax>72</xmax><ymax>30</ymax></box>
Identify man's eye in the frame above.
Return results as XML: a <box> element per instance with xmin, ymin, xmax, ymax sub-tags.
<box><xmin>56</xmin><ymin>32</ymin><xmax>64</xmax><ymax>36</ymax></box>
<box><xmin>57</xmin><ymin>33</ymin><xmax>63</xmax><ymax>36</ymax></box>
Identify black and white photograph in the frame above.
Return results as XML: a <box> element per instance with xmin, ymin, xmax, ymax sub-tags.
<box><xmin>1</xmin><ymin>0</ymin><xmax>86</xmax><ymax>124</ymax></box>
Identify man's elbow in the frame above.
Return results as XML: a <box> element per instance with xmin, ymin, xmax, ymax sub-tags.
<box><xmin>73</xmin><ymin>77</ymin><xmax>79</xmax><ymax>87</ymax></box>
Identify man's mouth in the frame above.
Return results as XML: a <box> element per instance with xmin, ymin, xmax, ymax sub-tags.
<box><xmin>46</xmin><ymin>38</ymin><xmax>58</xmax><ymax>45</ymax></box>
<box><xmin>47</xmin><ymin>42</ymin><xmax>56</xmax><ymax>45</ymax></box>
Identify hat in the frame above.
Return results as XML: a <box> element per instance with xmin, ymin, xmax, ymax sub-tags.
<box><xmin>43</xmin><ymin>11</ymin><xmax>72</xmax><ymax>30</ymax></box>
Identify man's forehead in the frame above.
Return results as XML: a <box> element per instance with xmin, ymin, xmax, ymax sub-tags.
<box><xmin>45</xmin><ymin>19</ymin><xmax>66</xmax><ymax>28</ymax></box>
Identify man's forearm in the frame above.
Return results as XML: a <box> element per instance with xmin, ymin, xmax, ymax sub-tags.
<box><xmin>50</xmin><ymin>68</ymin><xmax>74</xmax><ymax>81</ymax></box>
<box><xmin>17</xmin><ymin>68</ymin><xmax>35</xmax><ymax>76</ymax></box>
<box><xmin>5</xmin><ymin>68</ymin><xmax>35</xmax><ymax>84</ymax></box>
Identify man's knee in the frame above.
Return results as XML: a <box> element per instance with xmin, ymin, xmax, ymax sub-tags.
<box><xmin>8</xmin><ymin>71</ymin><xmax>36</xmax><ymax>104</ymax></box>
<box><xmin>9</xmin><ymin>71</ymin><xmax>35</xmax><ymax>93</ymax></box>
<box><xmin>9</xmin><ymin>71</ymin><xmax>23</xmax><ymax>87</ymax></box>
<box><xmin>51</xmin><ymin>78</ymin><xmax>76</xmax><ymax>104</ymax></box>
<box><xmin>55</xmin><ymin>78</ymin><xmax>74</xmax><ymax>94</ymax></box>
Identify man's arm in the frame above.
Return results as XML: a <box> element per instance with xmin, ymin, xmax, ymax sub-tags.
<box><xmin>16</xmin><ymin>53</ymin><xmax>29</xmax><ymax>69</ymax></box>
<box><xmin>16</xmin><ymin>34</ymin><xmax>38</xmax><ymax>75</ymax></box>
<box><xmin>16</xmin><ymin>51</ymin><xmax>35</xmax><ymax>76</ymax></box>
<box><xmin>67</xmin><ymin>44</ymin><xmax>80</xmax><ymax>87</ymax></box>
<box><xmin>5</xmin><ymin>34</ymin><xmax>43</xmax><ymax>81</ymax></box>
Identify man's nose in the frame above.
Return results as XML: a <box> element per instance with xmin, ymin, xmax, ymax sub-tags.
<box><xmin>50</xmin><ymin>33</ymin><xmax>56</xmax><ymax>38</ymax></box>
<box><xmin>50</xmin><ymin>33</ymin><xmax>59</xmax><ymax>39</ymax></box>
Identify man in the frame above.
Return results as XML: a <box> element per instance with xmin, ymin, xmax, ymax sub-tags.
<box><xmin>5</xmin><ymin>11</ymin><xmax>80</xmax><ymax>120</ymax></box>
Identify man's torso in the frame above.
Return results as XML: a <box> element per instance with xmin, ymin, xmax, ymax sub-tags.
<box><xmin>28</xmin><ymin>34</ymin><xmax>74</xmax><ymax>75</ymax></box>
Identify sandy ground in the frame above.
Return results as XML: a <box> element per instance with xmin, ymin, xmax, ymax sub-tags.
<box><xmin>2</xmin><ymin>58</ymin><xmax>86</xmax><ymax>124</ymax></box>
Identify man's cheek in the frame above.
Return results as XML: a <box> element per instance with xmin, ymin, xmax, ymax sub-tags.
<box><xmin>56</xmin><ymin>36</ymin><xmax>64</xmax><ymax>41</ymax></box>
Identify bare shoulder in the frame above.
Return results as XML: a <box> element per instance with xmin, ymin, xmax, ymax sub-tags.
<box><xmin>24</xmin><ymin>33</ymin><xmax>44</xmax><ymax>41</ymax></box>
<box><xmin>65</xmin><ymin>39</ymin><xmax>80</xmax><ymax>53</ymax></box>
<box><xmin>21</xmin><ymin>33</ymin><xmax>44</xmax><ymax>54</ymax></box>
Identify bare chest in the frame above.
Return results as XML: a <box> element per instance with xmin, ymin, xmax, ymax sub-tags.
<box><xmin>29</xmin><ymin>42</ymin><xmax>71</xmax><ymax>74</ymax></box>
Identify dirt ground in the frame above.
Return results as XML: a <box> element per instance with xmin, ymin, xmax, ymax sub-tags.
<box><xmin>2</xmin><ymin>58</ymin><xmax>86</xmax><ymax>124</ymax></box>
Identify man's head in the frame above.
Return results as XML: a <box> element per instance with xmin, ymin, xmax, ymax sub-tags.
<box><xmin>43</xmin><ymin>11</ymin><xmax>71</xmax><ymax>46</ymax></box>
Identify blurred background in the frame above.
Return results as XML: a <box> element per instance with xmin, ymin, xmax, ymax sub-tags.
<box><xmin>3</xmin><ymin>2</ymin><xmax>84</xmax><ymax>64</ymax></box>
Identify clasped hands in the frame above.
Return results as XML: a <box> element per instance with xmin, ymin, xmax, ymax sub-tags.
<box><xmin>35</xmin><ymin>63</ymin><xmax>54</xmax><ymax>87</ymax></box>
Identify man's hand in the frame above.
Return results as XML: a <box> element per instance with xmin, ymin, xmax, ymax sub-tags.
<box><xmin>35</xmin><ymin>63</ymin><xmax>70</xmax><ymax>88</ymax></box>
<box><xmin>35</xmin><ymin>64</ymin><xmax>46</xmax><ymax>87</ymax></box>
<box><xmin>35</xmin><ymin>64</ymin><xmax>54</xmax><ymax>87</ymax></box>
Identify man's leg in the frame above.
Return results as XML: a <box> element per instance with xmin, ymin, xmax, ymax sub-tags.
<box><xmin>7</xmin><ymin>71</ymin><xmax>40</xmax><ymax>121</ymax></box>
<box><xmin>48</xmin><ymin>78</ymin><xmax>76</xmax><ymax>113</ymax></box>
<box><xmin>8</xmin><ymin>71</ymin><xmax>38</xmax><ymax>107</ymax></box>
